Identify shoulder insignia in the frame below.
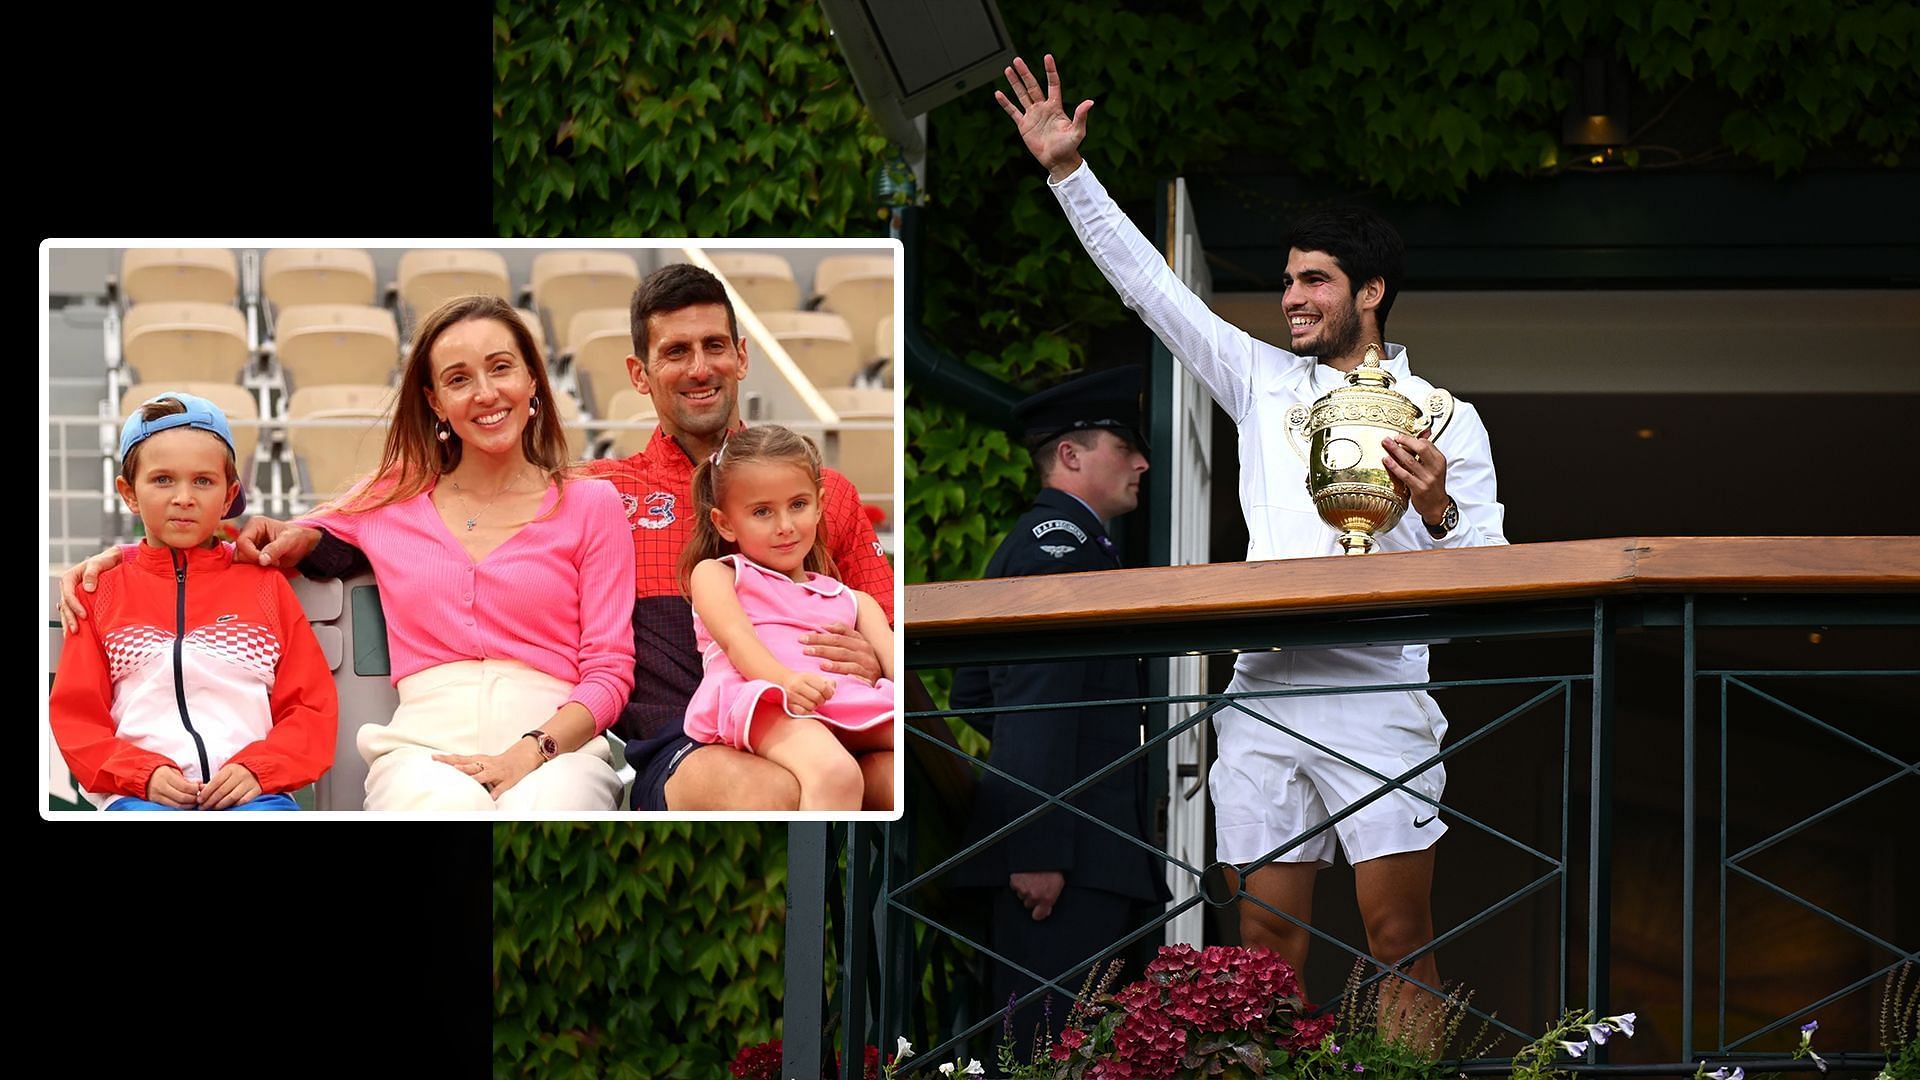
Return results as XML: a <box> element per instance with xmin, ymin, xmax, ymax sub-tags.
<box><xmin>1039</xmin><ymin>544</ymin><xmax>1078</xmax><ymax>558</ymax></box>
<box><xmin>1031</xmin><ymin>518</ymin><xmax>1088</xmax><ymax>542</ymax></box>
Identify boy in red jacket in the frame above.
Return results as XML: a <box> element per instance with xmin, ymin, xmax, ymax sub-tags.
<box><xmin>49</xmin><ymin>393</ymin><xmax>337</xmax><ymax>811</ymax></box>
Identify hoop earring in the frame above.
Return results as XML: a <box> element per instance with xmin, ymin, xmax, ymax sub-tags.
<box><xmin>435</xmin><ymin>418</ymin><xmax>450</xmax><ymax>443</ymax></box>
<box><xmin>529</xmin><ymin>395</ymin><xmax>538</xmax><ymax>417</ymax></box>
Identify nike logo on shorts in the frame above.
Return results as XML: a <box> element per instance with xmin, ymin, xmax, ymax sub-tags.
<box><xmin>1412</xmin><ymin>814</ymin><xmax>1438</xmax><ymax>828</ymax></box>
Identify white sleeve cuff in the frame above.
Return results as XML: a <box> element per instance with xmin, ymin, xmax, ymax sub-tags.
<box><xmin>1045</xmin><ymin>160</ymin><xmax>1089</xmax><ymax>187</ymax></box>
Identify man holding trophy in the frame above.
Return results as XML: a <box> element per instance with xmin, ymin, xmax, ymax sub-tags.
<box><xmin>997</xmin><ymin>54</ymin><xmax>1507</xmax><ymax>1019</ymax></box>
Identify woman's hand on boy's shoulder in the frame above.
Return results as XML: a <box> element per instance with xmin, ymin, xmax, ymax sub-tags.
<box><xmin>233</xmin><ymin>517</ymin><xmax>322</xmax><ymax>570</ymax></box>
<box><xmin>58</xmin><ymin>545</ymin><xmax>129</xmax><ymax>634</ymax></box>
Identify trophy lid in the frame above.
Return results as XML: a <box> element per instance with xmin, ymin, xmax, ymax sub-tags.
<box><xmin>1346</xmin><ymin>343</ymin><xmax>1396</xmax><ymax>389</ymax></box>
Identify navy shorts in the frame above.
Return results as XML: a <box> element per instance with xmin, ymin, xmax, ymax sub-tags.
<box><xmin>630</xmin><ymin>735</ymin><xmax>700</xmax><ymax>810</ymax></box>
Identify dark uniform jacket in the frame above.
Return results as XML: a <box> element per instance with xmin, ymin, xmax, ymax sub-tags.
<box><xmin>950</xmin><ymin>488</ymin><xmax>1168</xmax><ymax>902</ymax></box>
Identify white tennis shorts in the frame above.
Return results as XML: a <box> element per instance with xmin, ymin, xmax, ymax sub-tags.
<box><xmin>1209</xmin><ymin>671</ymin><xmax>1448</xmax><ymax>866</ymax></box>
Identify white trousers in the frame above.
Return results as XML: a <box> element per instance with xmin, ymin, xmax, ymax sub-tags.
<box><xmin>357</xmin><ymin>659</ymin><xmax>620</xmax><ymax>812</ymax></box>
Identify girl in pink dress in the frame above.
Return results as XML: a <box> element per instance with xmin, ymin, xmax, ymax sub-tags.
<box><xmin>680</xmin><ymin>426</ymin><xmax>894</xmax><ymax>810</ymax></box>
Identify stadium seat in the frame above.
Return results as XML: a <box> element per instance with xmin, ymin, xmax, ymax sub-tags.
<box><xmin>820</xmin><ymin>386</ymin><xmax>894</xmax><ymax>528</ymax></box>
<box><xmin>397</xmin><ymin>249</ymin><xmax>512</xmax><ymax>321</ymax></box>
<box><xmin>568</xmin><ymin>308</ymin><xmax>637</xmax><ymax>414</ymax></box>
<box><xmin>813</xmin><ymin>254</ymin><xmax>894</xmax><ymax>364</ymax></box>
<box><xmin>514</xmin><ymin>307</ymin><xmax>551</xmax><ymax>362</ymax></box>
<box><xmin>759</xmin><ymin>310</ymin><xmax>860</xmax><ymax>389</ymax></box>
<box><xmin>600</xmin><ymin>388</ymin><xmax>657</xmax><ymax>458</ymax></box>
<box><xmin>709</xmin><ymin>251</ymin><xmax>799</xmax><ymax>312</ymax></box>
<box><xmin>530</xmin><ymin>251</ymin><xmax>639</xmax><ymax>358</ymax></box>
<box><xmin>262</xmin><ymin>248</ymin><xmax>377</xmax><ymax>309</ymax></box>
<box><xmin>120</xmin><ymin>248</ymin><xmax>238</xmax><ymax>305</ymax></box>
<box><xmin>291</xmin><ymin>570</ymin><xmax>397</xmax><ymax>811</ymax></box>
<box><xmin>122</xmin><ymin>302</ymin><xmax>251</xmax><ymax>384</ymax></box>
<box><xmin>274</xmin><ymin>304</ymin><xmax>400</xmax><ymax>390</ymax></box>
<box><xmin>548</xmin><ymin>384</ymin><xmax>590</xmax><ymax>461</ymax></box>
<box><xmin>286</xmin><ymin>384</ymin><xmax>396</xmax><ymax>502</ymax></box>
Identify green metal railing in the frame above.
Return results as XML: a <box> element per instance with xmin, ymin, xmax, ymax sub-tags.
<box><xmin>782</xmin><ymin>551</ymin><xmax>1916</xmax><ymax>1079</ymax></box>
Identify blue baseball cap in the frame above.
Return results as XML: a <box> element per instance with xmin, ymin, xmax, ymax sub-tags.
<box><xmin>118</xmin><ymin>391</ymin><xmax>248</xmax><ymax>519</ymax></box>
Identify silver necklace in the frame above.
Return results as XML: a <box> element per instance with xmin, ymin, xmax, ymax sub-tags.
<box><xmin>449</xmin><ymin>470</ymin><xmax>529</xmax><ymax>532</ymax></box>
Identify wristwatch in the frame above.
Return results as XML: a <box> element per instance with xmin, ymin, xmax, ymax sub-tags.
<box><xmin>522</xmin><ymin>729</ymin><xmax>558</xmax><ymax>762</ymax></box>
<box><xmin>1425</xmin><ymin>498</ymin><xmax>1459</xmax><ymax>540</ymax></box>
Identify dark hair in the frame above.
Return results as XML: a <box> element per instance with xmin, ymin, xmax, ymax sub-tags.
<box><xmin>1026</xmin><ymin>429</ymin><xmax>1104</xmax><ymax>483</ymax></box>
<box><xmin>1284</xmin><ymin>205</ymin><xmax>1407</xmax><ymax>336</ymax></box>
<box><xmin>678</xmin><ymin>424</ymin><xmax>839</xmax><ymax>595</ymax></box>
<box><xmin>120</xmin><ymin>396</ymin><xmax>239</xmax><ymax>487</ymax></box>
<box><xmin>335</xmin><ymin>294</ymin><xmax>572</xmax><ymax>514</ymax></box>
<box><xmin>631</xmin><ymin>263</ymin><xmax>739</xmax><ymax>362</ymax></box>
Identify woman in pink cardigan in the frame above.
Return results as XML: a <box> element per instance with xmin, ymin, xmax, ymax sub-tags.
<box><xmin>293</xmin><ymin>295</ymin><xmax>635</xmax><ymax>811</ymax></box>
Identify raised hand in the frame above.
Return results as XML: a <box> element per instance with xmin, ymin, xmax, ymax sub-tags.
<box><xmin>995</xmin><ymin>54</ymin><xmax>1093</xmax><ymax>181</ymax></box>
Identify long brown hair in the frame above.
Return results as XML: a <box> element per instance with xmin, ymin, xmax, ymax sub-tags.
<box><xmin>678</xmin><ymin>424</ymin><xmax>839</xmax><ymax>595</ymax></box>
<box><xmin>332</xmin><ymin>294</ymin><xmax>572</xmax><ymax>513</ymax></box>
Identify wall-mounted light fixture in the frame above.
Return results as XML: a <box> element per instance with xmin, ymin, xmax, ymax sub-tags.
<box><xmin>1562</xmin><ymin>52</ymin><xmax>1631</xmax><ymax>163</ymax></box>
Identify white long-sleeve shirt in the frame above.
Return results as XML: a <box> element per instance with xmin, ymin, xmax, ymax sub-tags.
<box><xmin>1051</xmin><ymin>162</ymin><xmax>1508</xmax><ymax>688</ymax></box>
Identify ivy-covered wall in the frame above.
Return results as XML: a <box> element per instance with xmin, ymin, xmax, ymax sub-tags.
<box><xmin>909</xmin><ymin>0</ymin><xmax>1916</xmax><ymax>584</ymax></box>
<box><xmin>491</xmin><ymin>1</ymin><xmax>1914</xmax><ymax>1074</ymax></box>
<box><xmin>492</xmin><ymin>2</ymin><xmax>881</xmax><ymax>1075</ymax></box>
<box><xmin>493</xmin><ymin>0</ymin><xmax>890</xmax><ymax>236</ymax></box>
<box><xmin>494</xmin><ymin>823</ymin><xmax>789</xmax><ymax>1077</ymax></box>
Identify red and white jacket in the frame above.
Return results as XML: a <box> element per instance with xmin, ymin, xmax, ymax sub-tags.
<box><xmin>49</xmin><ymin>541</ymin><xmax>338</xmax><ymax>809</ymax></box>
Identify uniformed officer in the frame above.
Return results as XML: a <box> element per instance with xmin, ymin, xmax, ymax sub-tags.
<box><xmin>950</xmin><ymin>365</ymin><xmax>1170</xmax><ymax>1056</ymax></box>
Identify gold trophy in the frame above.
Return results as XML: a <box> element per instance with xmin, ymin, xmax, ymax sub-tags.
<box><xmin>1285</xmin><ymin>344</ymin><xmax>1455</xmax><ymax>554</ymax></box>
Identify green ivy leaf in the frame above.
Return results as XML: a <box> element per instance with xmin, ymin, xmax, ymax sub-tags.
<box><xmin>1495</xmin><ymin>68</ymin><xmax>1530</xmax><ymax>105</ymax></box>
<box><xmin>1651</xmin><ymin>0</ymin><xmax>1694</xmax><ymax>37</ymax></box>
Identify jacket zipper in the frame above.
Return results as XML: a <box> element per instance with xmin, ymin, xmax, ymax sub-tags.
<box><xmin>172</xmin><ymin>548</ymin><xmax>212</xmax><ymax>783</ymax></box>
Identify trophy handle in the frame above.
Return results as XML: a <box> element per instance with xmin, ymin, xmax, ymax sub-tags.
<box><xmin>1285</xmin><ymin>402</ymin><xmax>1311</xmax><ymax>465</ymax></box>
<box><xmin>1424</xmin><ymin>389</ymin><xmax>1456</xmax><ymax>444</ymax></box>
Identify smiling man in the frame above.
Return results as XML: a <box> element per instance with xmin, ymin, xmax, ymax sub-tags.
<box><xmin>580</xmin><ymin>263</ymin><xmax>896</xmax><ymax>811</ymax></box>
<box><xmin>998</xmin><ymin>53</ymin><xmax>1507</xmax><ymax>1025</ymax></box>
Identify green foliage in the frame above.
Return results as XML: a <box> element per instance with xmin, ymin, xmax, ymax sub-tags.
<box><xmin>489</xmin><ymin>4</ymin><xmax>1917</xmax><ymax>1073</ymax></box>
<box><xmin>905</xmin><ymin>0</ymin><xmax>1918</xmax><ymax>587</ymax></box>
<box><xmin>493</xmin><ymin>823</ymin><xmax>788</xmax><ymax>1078</ymax></box>
<box><xmin>492</xmin><ymin>0</ymin><xmax>892</xmax><ymax>236</ymax></box>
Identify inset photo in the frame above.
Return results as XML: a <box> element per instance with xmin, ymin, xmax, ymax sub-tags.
<box><xmin>41</xmin><ymin>240</ymin><xmax>902</xmax><ymax>820</ymax></box>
